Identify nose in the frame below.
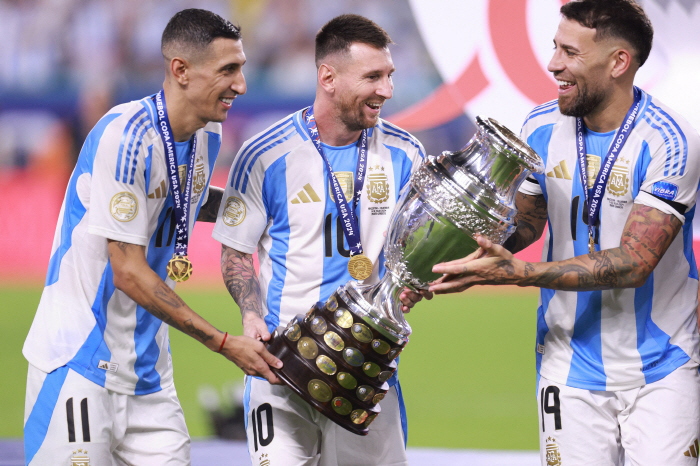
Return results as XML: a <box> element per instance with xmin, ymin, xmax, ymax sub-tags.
<box><xmin>231</xmin><ymin>72</ymin><xmax>247</xmax><ymax>96</ymax></box>
<box><xmin>547</xmin><ymin>50</ymin><xmax>564</xmax><ymax>75</ymax></box>
<box><xmin>376</xmin><ymin>76</ymin><xmax>393</xmax><ymax>100</ymax></box>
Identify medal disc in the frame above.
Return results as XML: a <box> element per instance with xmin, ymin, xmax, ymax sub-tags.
<box><xmin>167</xmin><ymin>255</ymin><xmax>193</xmax><ymax>282</ymax></box>
<box><xmin>348</xmin><ymin>254</ymin><xmax>373</xmax><ymax>280</ymax></box>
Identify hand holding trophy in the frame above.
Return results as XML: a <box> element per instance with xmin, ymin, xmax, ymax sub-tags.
<box><xmin>266</xmin><ymin>116</ymin><xmax>544</xmax><ymax>434</ymax></box>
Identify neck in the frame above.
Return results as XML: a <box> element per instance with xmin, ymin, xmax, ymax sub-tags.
<box><xmin>162</xmin><ymin>83</ymin><xmax>204</xmax><ymax>142</ymax></box>
<box><xmin>583</xmin><ymin>86</ymin><xmax>636</xmax><ymax>133</ymax></box>
<box><xmin>311</xmin><ymin>98</ymin><xmax>361</xmax><ymax>147</ymax></box>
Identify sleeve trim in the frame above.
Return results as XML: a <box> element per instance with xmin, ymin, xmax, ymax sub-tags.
<box><xmin>87</xmin><ymin>226</ymin><xmax>149</xmax><ymax>245</ymax></box>
<box><xmin>634</xmin><ymin>191</ymin><xmax>686</xmax><ymax>224</ymax></box>
<box><xmin>212</xmin><ymin>230</ymin><xmax>257</xmax><ymax>255</ymax></box>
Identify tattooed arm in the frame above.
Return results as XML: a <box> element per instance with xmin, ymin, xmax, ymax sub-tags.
<box><xmin>429</xmin><ymin>204</ymin><xmax>681</xmax><ymax>293</ymax></box>
<box><xmin>502</xmin><ymin>192</ymin><xmax>549</xmax><ymax>254</ymax></box>
<box><xmin>221</xmin><ymin>245</ymin><xmax>270</xmax><ymax>341</ymax></box>
<box><xmin>196</xmin><ymin>186</ymin><xmax>224</xmax><ymax>223</ymax></box>
<box><xmin>107</xmin><ymin>240</ymin><xmax>281</xmax><ymax>383</ymax></box>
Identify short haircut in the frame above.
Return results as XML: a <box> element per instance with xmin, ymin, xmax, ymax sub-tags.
<box><xmin>161</xmin><ymin>9</ymin><xmax>241</xmax><ymax>61</ymax></box>
<box><xmin>561</xmin><ymin>0</ymin><xmax>653</xmax><ymax>66</ymax></box>
<box><xmin>315</xmin><ymin>14</ymin><xmax>393</xmax><ymax>67</ymax></box>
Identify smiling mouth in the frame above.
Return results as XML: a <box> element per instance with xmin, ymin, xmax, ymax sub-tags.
<box><xmin>366</xmin><ymin>102</ymin><xmax>382</xmax><ymax>111</ymax></box>
<box><xmin>557</xmin><ymin>80</ymin><xmax>575</xmax><ymax>91</ymax></box>
<box><xmin>219</xmin><ymin>97</ymin><xmax>234</xmax><ymax>106</ymax></box>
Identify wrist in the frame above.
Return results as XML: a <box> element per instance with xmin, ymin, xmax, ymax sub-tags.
<box><xmin>215</xmin><ymin>332</ymin><xmax>228</xmax><ymax>353</ymax></box>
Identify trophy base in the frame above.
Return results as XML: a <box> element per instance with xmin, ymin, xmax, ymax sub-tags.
<box><xmin>266</xmin><ymin>290</ymin><xmax>406</xmax><ymax>435</ymax></box>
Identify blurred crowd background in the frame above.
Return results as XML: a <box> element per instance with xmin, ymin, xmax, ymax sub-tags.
<box><xmin>0</xmin><ymin>0</ymin><xmax>463</xmax><ymax>179</ymax></box>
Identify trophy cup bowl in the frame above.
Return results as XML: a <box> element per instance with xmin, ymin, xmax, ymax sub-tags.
<box><xmin>266</xmin><ymin>116</ymin><xmax>544</xmax><ymax>435</ymax></box>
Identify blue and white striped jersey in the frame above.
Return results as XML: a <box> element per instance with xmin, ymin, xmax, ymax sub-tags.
<box><xmin>519</xmin><ymin>89</ymin><xmax>700</xmax><ymax>391</ymax></box>
<box><xmin>213</xmin><ymin>109</ymin><xmax>424</xmax><ymax>367</ymax></box>
<box><xmin>23</xmin><ymin>95</ymin><xmax>221</xmax><ymax>395</ymax></box>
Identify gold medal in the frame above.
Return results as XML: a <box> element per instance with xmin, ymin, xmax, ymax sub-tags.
<box><xmin>167</xmin><ymin>255</ymin><xmax>193</xmax><ymax>282</ymax></box>
<box><xmin>588</xmin><ymin>234</ymin><xmax>595</xmax><ymax>254</ymax></box>
<box><xmin>348</xmin><ymin>254</ymin><xmax>373</xmax><ymax>281</ymax></box>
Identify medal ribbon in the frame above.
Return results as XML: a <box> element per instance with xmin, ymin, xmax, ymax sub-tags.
<box><xmin>154</xmin><ymin>89</ymin><xmax>197</xmax><ymax>257</ymax></box>
<box><xmin>304</xmin><ymin>105</ymin><xmax>368</xmax><ymax>257</ymax></box>
<box><xmin>576</xmin><ymin>87</ymin><xmax>642</xmax><ymax>243</ymax></box>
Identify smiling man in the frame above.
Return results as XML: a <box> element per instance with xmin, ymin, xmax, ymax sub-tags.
<box><xmin>22</xmin><ymin>9</ymin><xmax>282</xmax><ymax>466</ymax></box>
<box><xmin>430</xmin><ymin>1</ymin><xmax>700</xmax><ymax>465</ymax></box>
<box><xmin>213</xmin><ymin>14</ymin><xmax>428</xmax><ymax>466</ymax></box>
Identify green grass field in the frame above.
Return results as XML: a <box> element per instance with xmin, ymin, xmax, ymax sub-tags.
<box><xmin>2</xmin><ymin>285</ymin><xmax>540</xmax><ymax>450</ymax></box>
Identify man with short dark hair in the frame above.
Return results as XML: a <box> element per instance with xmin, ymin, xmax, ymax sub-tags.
<box><xmin>430</xmin><ymin>1</ymin><xmax>700</xmax><ymax>464</ymax></box>
<box><xmin>23</xmin><ymin>9</ymin><xmax>282</xmax><ymax>465</ymax></box>
<box><xmin>214</xmin><ymin>13</ymin><xmax>427</xmax><ymax>466</ymax></box>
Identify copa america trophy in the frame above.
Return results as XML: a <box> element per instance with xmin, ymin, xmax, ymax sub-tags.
<box><xmin>266</xmin><ymin>116</ymin><xmax>544</xmax><ymax>435</ymax></box>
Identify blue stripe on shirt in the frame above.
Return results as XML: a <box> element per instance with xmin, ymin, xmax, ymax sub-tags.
<box><xmin>262</xmin><ymin>156</ymin><xmax>291</xmax><ymax>333</ymax></box>
<box><xmin>45</xmin><ymin>113</ymin><xmax>121</xmax><ymax>287</ymax></box>
<box><xmin>650</xmin><ymin>103</ymin><xmax>688</xmax><ymax>176</ymax></box>
<box><xmin>231</xmin><ymin>118</ymin><xmax>293</xmax><ymax>190</ymax></box>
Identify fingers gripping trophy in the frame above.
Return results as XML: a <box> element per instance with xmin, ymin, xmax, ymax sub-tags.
<box><xmin>266</xmin><ymin>116</ymin><xmax>544</xmax><ymax>434</ymax></box>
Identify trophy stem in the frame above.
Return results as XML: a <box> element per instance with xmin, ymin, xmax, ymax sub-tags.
<box><xmin>340</xmin><ymin>271</ymin><xmax>412</xmax><ymax>344</ymax></box>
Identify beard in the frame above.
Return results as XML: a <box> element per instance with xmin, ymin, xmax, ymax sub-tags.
<box><xmin>558</xmin><ymin>81</ymin><xmax>607</xmax><ymax>118</ymax></box>
<box><xmin>336</xmin><ymin>95</ymin><xmax>379</xmax><ymax>132</ymax></box>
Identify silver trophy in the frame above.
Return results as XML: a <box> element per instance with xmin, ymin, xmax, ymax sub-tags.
<box><xmin>267</xmin><ymin>116</ymin><xmax>544</xmax><ymax>435</ymax></box>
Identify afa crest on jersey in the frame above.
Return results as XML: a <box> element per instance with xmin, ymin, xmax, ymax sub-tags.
<box><xmin>367</xmin><ymin>165</ymin><xmax>389</xmax><ymax>204</ymax></box>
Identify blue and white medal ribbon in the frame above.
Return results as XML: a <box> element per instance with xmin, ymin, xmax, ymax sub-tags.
<box><xmin>304</xmin><ymin>105</ymin><xmax>372</xmax><ymax>280</ymax></box>
<box><xmin>576</xmin><ymin>87</ymin><xmax>642</xmax><ymax>253</ymax></box>
<box><xmin>155</xmin><ymin>89</ymin><xmax>197</xmax><ymax>282</ymax></box>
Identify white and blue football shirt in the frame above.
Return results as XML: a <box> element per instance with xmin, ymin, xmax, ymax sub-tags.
<box><xmin>212</xmin><ymin>109</ymin><xmax>424</xmax><ymax>386</ymax></box>
<box><xmin>23</xmin><ymin>95</ymin><xmax>221</xmax><ymax>395</ymax></box>
<box><xmin>519</xmin><ymin>89</ymin><xmax>700</xmax><ymax>391</ymax></box>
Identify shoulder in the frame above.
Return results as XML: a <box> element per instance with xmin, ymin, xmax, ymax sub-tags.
<box><xmin>374</xmin><ymin>119</ymin><xmax>425</xmax><ymax>159</ymax></box>
<box><xmin>229</xmin><ymin>110</ymin><xmax>308</xmax><ymax>191</ymax></box>
<box><xmin>96</xmin><ymin>98</ymin><xmax>157</xmax><ymax>145</ymax></box>
<box><xmin>521</xmin><ymin>99</ymin><xmax>569</xmax><ymax>132</ymax></box>
<box><xmin>635</xmin><ymin>92</ymin><xmax>700</xmax><ymax>151</ymax></box>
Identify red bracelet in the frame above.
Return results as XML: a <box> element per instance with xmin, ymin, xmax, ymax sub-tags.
<box><xmin>217</xmin><ymin>332</ymin><xmax>228</xmax><ymax>353</ymax></box>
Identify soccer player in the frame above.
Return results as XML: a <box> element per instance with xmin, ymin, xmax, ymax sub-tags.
<box><xmin>213</xmin><ymin>14</ymin><xmax>428</xmax><ymax>466</ymax></box>
<box><xmin>22</xmin><ymin>9</ymin><xmax>282</xmax><ymax>466</ymax></box>
<box><xmin>430</xmin><ymin>1</ymin><xmax>700</xmax><ymax>464</ymax></box>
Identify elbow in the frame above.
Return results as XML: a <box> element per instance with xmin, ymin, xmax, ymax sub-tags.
<box><xmin>627</xmin><ymin>265</ymin><xmax>656</xmax><ymax>288</ymax></box>
<box><xmin>111</xmin><ymin>263</ymin><xmax>140</xmax><ymax>294</ymax></box>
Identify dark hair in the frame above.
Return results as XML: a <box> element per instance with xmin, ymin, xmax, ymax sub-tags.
<box><xmin>561</xmin><ymin>0</ymin><xmax>653</xmax><ymax>66</ymax></box>
<box><xmin>161</xmin><ymin>9</ymin><xmax>241</xmax><ymax>60</ymax></box>
<box><xmin>315</xmin><ymin>14</ymin><xmax>393</xmax><ymax>66</ymax></box>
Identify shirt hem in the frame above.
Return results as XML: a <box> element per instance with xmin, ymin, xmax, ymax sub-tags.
<box><xmin>212</xmin><ymin>230</ymin><xmax>257</xmax><ymax>255</ymax></box>
<box><xmin>539</xmin><ymin>353</ymin><xmax>690</xmax><ymax>391</ymax></box>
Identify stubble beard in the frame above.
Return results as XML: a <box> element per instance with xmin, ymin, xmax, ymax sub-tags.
<box><xmin>558</xmin><ymin>81</ymin><xmax>607</xmax><ymax>119</ymax></box>
<box><xmin>337</xmin><ymin>96</ymin><xmax>377</xmax><ymax>132</ymax></box>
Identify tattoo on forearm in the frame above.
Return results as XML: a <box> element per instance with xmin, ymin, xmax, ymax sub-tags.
<box><xmin>221</xmin><ymin>246</ymin><xmax>263</xmax><ymax>319</ymax></box>
<box><xmin>505</xmin><ymin>193</ymin><xmax>548</xmax><ymax>253</ymax></box>
<box><xmin>517</xmin><ymin>204</ymin><xmax>680</xmax><ymax>290</ymax></box>
<box><xmin>183</xmin><ymin>319</ymin><xmax>214</xmax><ymax>343</ymax></box>
<box><xmin>197</xmin><ymin>187</ymin><xmax>224</xmax><ymax>223</ymax></box>
<box><xmin>154</xmin><ymin>282</ymin><xmax>186</xmax><ymax>308</ymax></box>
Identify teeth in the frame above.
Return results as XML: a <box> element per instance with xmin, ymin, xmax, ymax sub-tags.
<box><xmin>367</xmin><ymin>103</ymin><xmax>381</xmax><ymax>109</ymax></box>
<box><xmin>557</xmin><ymin>80</ymin><xmax>574</xmax><ymax>87</ymax></box>
<box><xmin>220</xmin><ymin>98</ymin><xmax>233</xmax><ymax>104</ymax></box>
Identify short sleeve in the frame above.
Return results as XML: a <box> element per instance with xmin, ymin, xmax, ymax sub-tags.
<box><xmin>88</xmin><ymin>118</ymin><xmax>150</xmax><ymax>245</ymax></box>
<box><xmin>518</xmin><ymin>176</ymin><xmax>543</xmax><ymax>196</ymax></box>
<box><xmin>212</xmin><ymin>144</ymin><xmax>269</xmax><ymax>254</ymax></box>
<box><xmin>637</xmin><ymin>127</ymin><xmax>700</xmax><ymax>223</ymax></box>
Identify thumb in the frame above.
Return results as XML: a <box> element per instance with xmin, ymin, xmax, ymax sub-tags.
<box><xmin>476</xmin><ymin>235</ymin><xmax>498</xmax><ymax>255</ymax></box>
<box><xmin>259</xmin><ymin>346</ymin><xmax>283</xmax><ymax>369</ymax></box>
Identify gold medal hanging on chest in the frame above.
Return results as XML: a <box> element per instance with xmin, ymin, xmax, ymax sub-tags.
<box><xmin>167</xmin><ymin>254</ymin><xmax>193</xmax><ymax>282</ymax></box>
<box><xmin>588</xmin><ymin>234</ymin><xmax>595</xmax><ymax>254</ymax></box>
<box><xmin>348</xmin><ymin>253</ymin><xmax>373</xmax><ymax>281</ymax></box>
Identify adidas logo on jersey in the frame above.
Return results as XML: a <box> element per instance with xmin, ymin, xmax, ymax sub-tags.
<box><xmin>684</xmin><ymin>438</ymin><xmax>699</xmax><ymax>458</ymax></box>
<box><xmin>546</xmin><ymin>161</ymin><xmax>572</xmax><ymax>180</ymax></box>
<box><xmin>148</xmin><ymin>180</ymin><xmax>168</xmax><ymax>199</ymax></box>
<box><xmin>291</xmin><ymin>183</ymin><xmax>321</xmax><ymax>204</ymax></box>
